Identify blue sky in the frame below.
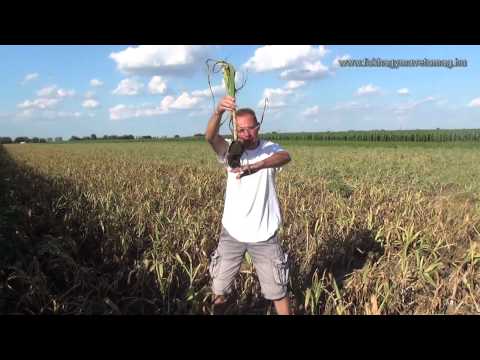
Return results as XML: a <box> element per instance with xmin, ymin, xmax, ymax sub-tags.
<box><xmin>1</xmin><ymin>45</ymin><xmax>479</xmax><ymax>138</ymax></box>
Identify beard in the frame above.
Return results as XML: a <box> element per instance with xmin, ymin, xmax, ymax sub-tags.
<box><xmin>240</xmin><ymin>138</ymin><xmax>258</xmax><ymax>149</ymax></box>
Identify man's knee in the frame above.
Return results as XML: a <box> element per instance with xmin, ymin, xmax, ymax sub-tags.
<box><xmin>213</xmin><ymin>294</ymin><xmax>226</xmax><ymax>305</ymax></box>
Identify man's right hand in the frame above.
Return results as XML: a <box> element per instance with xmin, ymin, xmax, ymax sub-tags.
<box><xmin>216</xmin><ymin>96</ymin><xmax>236</xmax><ymax>115</ymax></box>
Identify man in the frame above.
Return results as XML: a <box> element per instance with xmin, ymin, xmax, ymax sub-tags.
<box><xmin>205</xmin><ymin>95</ymin><xmax>292</xmax><ymax>315</ymax></box>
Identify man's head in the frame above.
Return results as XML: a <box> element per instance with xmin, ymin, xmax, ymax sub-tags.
<box><xmin>235</xmin><ymin>108</ymin><xmax>260</xmax><ymax>148</ymax></box>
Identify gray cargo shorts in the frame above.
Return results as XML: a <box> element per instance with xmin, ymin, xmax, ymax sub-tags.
<box><xmin>209</xmin><ymin>226</ymin><xmax>289</xmax><ymax>301</ymax></box>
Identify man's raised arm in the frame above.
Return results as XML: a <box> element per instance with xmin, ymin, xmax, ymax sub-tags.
<box><xmin>205</xmin><ymin>96</ymin><xmax>236</xmax><ymax>156</ymax></box>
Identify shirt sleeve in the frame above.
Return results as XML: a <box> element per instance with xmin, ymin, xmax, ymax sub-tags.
<box><xmin>264</xmin><ymin>141</ymin><xmax>287</xmax><ymax>174</ymax></box>
<box><xmin>217</xmin><ymin>138</ymin><xmax>232</xmax><ymax>165</ymax></box>
<box><xmin>267</xmin><ymin>142</ymin><xmax>285</xmax><ymax>155</ymax></box>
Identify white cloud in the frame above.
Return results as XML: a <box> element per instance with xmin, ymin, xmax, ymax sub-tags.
<box><xmin>57</xmin><ymin>88</ymin><xmax>75</xmax><ymax>97</ymax></box>
<box><xmin>85</xmin><ymin>91</ymin><xmax>95</xmax><ymax>98</ymax></box>
<box><xmin>302</xmin><ymin>105</ymin><xmax>321</xmax><ymax>117</ymax></box>
<box><xmin>468</xmin><ymin>97</ymin><xmax>480</xmax><ymax>108</ymax></box>
<box><xmin>22</xmin><ymin>73</ymin><xmax>39</xmax><ymax>84</ymax></box>
<box><xmin>18</xmin><ymin>87</ymin><xmax>70</xmax><ymax>114</ymax></box>
<box><xmin>243</xmin><ymin>46</ymin><xmax>331</xmax><ymax>82</ymax></box>
<box><xmin>109</xmin><ymin>90</ymin><xmax>204</xmax><ymax>120</ymax></box>
<box><xmin>280</xmin><ymin>61</ymin><xmax>330</xmax><ymax>80</ymax></box>
<box><xmin>108</xmin><ymin>80</ymin><xmax>232</xmax><ymax>121</ymax></box>
<box><xmin>109</xmin><ymin>104</ymin><xmax>168</xmax><ymax>121</ymax></box>
<box><xmin>148</xmin><ymin>76</ymin><xmax>167</xmax><ymax>94</ymax></box>
<box><xmin>110</xmin><ymin>45</ymin><xmax>212</xmax><ymax>76</ymax></box>
<box><xmin>16</xmin><ymin>109</ymin><xmax>82</xmax><ymax>119</ymax></box>
<box><xmin>191</xmin><ymin>83</ymin><xmax>225</xmax><ymax>98</ymax></box>
<box><xmin>164</xmin><ymin>92</ymin><xmax>201</xmax><ymax>109</ymax></box>
<box><xmin>50</xmin><ymin>111</ymin><xmax>82</xmax><ymax>119</ymax></box>
<box><xmin>393</xmin><ymin>96</ymin><xmax>436</xmax><ymax>114</ymax></box>
<box><xmin>332</xmin><ymin>55</ymin><xmax>351</xmax><ymax>68</ymax></box>
<box><xmin>109</xmin><ymin>105</ymin><xmax>132</xmax><ymax>120</ymax></box>
<box><xmin>17</xmin><ymin>98</ymin><xmax>61</xmax><ymax>110</ymax></box>
<box><xmin>258</xmin><ymin>87</ymin><xmax>292</xmax><ymax>108</ymax></box>
<box><xmin>82</xmin><ymin>99</ymin><xmax>100</xmax><ymax>109</ymax></box>
<box><xmin>415</xmin><ymin>96</ymin><xmax>435</xmax><ymax>105</ymax></box>
<box><xmin>37</xmin><ymin>85</ymin><xmax>58</xmax><ymax>97</ymax></box>
<box><xmin>333</xmin><ymin>101</ymin><xmax>372</xmax><ymax>111</ymax></box>
<box><xmin>243</xmin><ymin>45</ymin><xmax>328</xmax><ymax>72</ymax></box>
<box><xmin>435</xmin><ymin>99</ymin><xmax>449</xmax><ymax>107</ymax></box>
<box><xmin>397</xmin><ymin>88</ymin><xmax>410</xmax><ymax>96</ymax></box>
<box><xmin>285</xmin><ymin>80</ymin><xmax>306</xmax><ymax>90</ymax></box>
<box><xmin>356</xmin><ymin>84</ymin><xmax>380</xmax><ymax>96</ymax></box>
<box><xmin>90</xmin><ymin>79</ymin><xmax>104</xmax><ymax>87</ymax></box>
<box><xmin>113</xmin><ymin>78</ymin><xmax>144</xmax><ymax>96</ymax></box>
<box><xmin>257</xmin><ymin>79</ymin><xmax>307</xmax><ymax>108</ymax></box>
<box><xmin>36</xmin><ymin>85</ymin><xmax>75</xmax><ymax>98</ymax></box>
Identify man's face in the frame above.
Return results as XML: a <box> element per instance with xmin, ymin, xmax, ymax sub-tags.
<box><xmin>236</xmin><ymin>114</ymin><xmax>259</xmax><ymax>147</ymax></box>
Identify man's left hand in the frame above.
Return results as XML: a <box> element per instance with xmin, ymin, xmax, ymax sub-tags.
<box><xmin>229</xmin><ymin>162</ymin><xmax>263</xmax><ymax>179</ymax></box>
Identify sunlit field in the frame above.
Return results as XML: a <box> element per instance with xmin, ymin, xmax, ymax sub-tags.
<box><xmin>1</xmin><ymin>140</ymin><xmax>479</xmax><ymax>314</ymax></box>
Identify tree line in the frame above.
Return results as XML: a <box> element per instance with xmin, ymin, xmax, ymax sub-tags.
<box><xmin>3</xmin><ymin>129</ymin><xmax>480</xmax><ymax>144</ymax></box>
<box><xmin>261</xmin><ymin>129</ymin><xmax>480</xmax><ymax>142</ymax></box>
<box><xmin>0</xmin><ymin>136</ymin><xmax>64</xmax><ymax>144</ymax></box>
<box><xmin>0</xmin><ymin>135</ymin><xmax>164</xmax><ymax>144</ymax></box>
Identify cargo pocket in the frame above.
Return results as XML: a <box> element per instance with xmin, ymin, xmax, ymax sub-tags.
<box><xmin>208</xmin><ymin>250</ymin><xmax>221</xmax><ymax>279</ymax></box>
<box><xmin>272</xmin><ymin>253</ymin><xmax>289</xmax><ymax>286</ymax></box>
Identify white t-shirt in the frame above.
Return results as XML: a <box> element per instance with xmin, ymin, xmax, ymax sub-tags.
<box><xmin>217</xmin><ymin>139</ymin><xmax>286</xmax><ymax>243</ymax></box>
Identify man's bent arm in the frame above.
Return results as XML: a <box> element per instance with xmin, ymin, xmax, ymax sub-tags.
<box><xmin>252</xmin><ymin>151</ymin><xmax>291</xmax><ymax>171</ymax></box>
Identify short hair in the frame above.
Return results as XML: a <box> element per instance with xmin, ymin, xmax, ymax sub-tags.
<box><xmin>235</xmin><ymin>108</ymin><xmax>258</xmax><ymax>124</ymax></box>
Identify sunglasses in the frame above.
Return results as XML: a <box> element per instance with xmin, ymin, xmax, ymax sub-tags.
<box><xmin>237</xmin><ymin>124</ymin><xmax>260</xmax><ymax>134</ymax></box>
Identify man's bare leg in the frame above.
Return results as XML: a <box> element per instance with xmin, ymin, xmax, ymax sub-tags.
<box><xmin>214</xmin><ymin>295</ymin><xmax>226</xmax><ymax>304</ymax></box>
<box><xmin>212</xmin><ymin>295</ymin><xmax>228</xmax><ymax>315</ymax></box>
<box><xmin>273</xmin><ymin>296</ymin><xmax>291</xmax><ymax>315</ymax></box>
